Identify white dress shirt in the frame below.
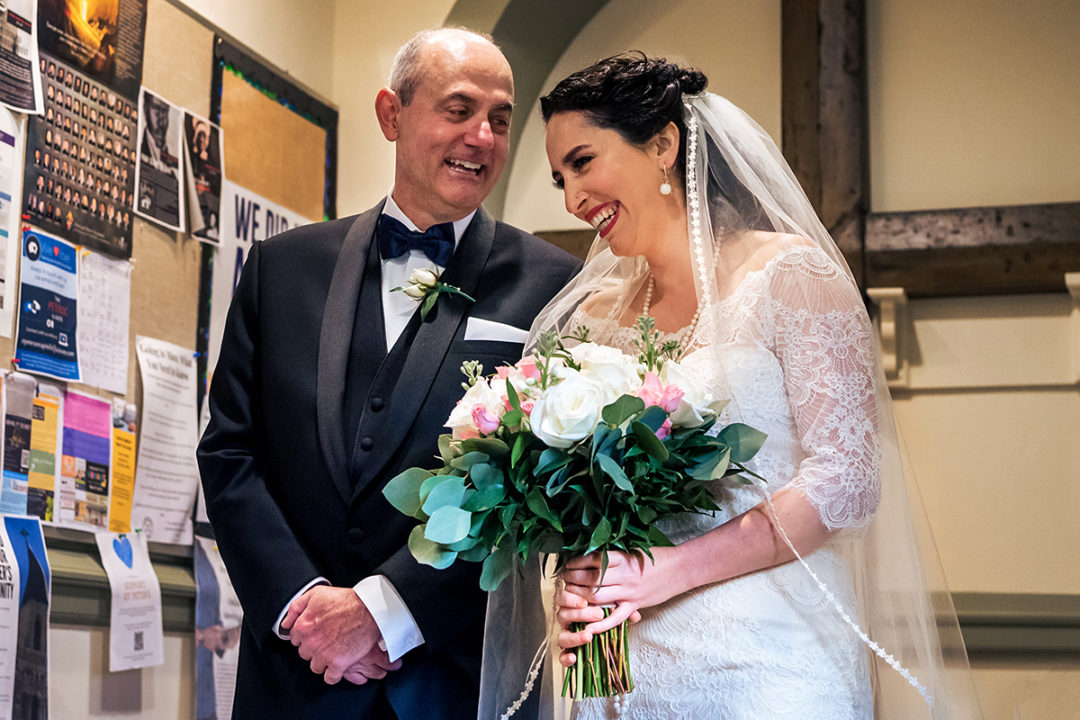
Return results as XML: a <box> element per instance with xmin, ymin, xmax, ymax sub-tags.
<box><xmin>273</xmin><ymin>195</ymin><xmax>474</xmax><ymax>662</ymax></box>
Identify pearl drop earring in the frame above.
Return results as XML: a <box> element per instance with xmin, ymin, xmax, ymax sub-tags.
<box><xmin>659</xmin><ymin>165</ymin><xmax>672</xmax><ymax>196</ymax></box>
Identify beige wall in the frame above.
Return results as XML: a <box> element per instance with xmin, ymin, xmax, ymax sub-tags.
<box><xmin>502</xmin><ymin>0</ymin><xmax>781</xmax><ymax>234</ymax></box>
<box><xmin>867</xmin><ymin>0</ymin><xmax>1080</xmax><ymax>211</ymax></box>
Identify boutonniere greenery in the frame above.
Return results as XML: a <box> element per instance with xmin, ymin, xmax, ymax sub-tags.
<box><xmin>393</xmin><ymin>268</ymin><xmax>475</xmax><ymax>322</ymax></box>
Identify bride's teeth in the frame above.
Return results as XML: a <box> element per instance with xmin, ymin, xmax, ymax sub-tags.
<box><xmin>590</xmin><ymin>206</ymin><xmax>615</xmax><ymax>230</ymax></box>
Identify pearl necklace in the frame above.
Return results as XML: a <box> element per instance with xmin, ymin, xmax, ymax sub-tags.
<box><xmin>641</xmin><ymin>273</ymin><xmax>701</xmax><ymax>348</ymax></box>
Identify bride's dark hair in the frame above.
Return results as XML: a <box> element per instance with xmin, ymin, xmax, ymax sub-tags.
<box><xmin>541</xmin><ymin>53</ymin><xmax>767</xmax><ymax>232</ymax></box>
<box><xmin>540</xmin><ymin>52</ymin><xmax>706</xmax><ymax>183</ymax></box>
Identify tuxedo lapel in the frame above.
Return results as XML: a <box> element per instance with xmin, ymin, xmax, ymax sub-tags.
<box><xmin>355</xmin><ymin>209</ymin><xmax>496</xmax><ymax>492</ymax></box>
<box><xmin>317</xmin><ymin>203</ymin><xmax>383</xmax><ymax>502</ymax></box>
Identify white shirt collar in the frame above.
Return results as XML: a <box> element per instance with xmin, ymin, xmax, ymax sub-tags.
<box><xmin>382</xmin><ymin>191</ymin><xmax>476</xmax><ymax>245</ymax></box>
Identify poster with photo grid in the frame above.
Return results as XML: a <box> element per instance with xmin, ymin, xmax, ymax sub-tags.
<box><xmin>19</xmin><ymin>52</ymin><xmax>136</xmax><ymax>258</ymax></box>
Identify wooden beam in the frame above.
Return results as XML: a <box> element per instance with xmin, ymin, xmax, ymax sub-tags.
<box><xmin>782</xmin><ymin>0</ymin><xmax>868</xmax><ymax>285</ymax></box>
<box><xmin>866</xmin><ymin>202</ymin><xmax>1080</xmax><ymax>296</ymax></box>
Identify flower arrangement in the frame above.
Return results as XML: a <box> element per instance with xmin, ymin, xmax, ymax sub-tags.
<box><xmin>383</xmin><ymin>319</ymin><xmax>766</xmax><ymax>703</ymax></box>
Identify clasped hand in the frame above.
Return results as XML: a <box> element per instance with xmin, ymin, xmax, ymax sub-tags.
<box><xmin>556</xmin><ymin>547</ymin><xmax>684</xmax><ymax>668</ymax></box>
<box><xmin>281</xmin><ymin>585</ymin><xmax>402</xmax><ymax>685</ymax></box>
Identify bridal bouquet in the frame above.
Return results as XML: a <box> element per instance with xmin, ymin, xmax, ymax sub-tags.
<box><xmin>383</xmin><ymin>319</ymin><xmax>766</xmax><ymax>702</ymax></box>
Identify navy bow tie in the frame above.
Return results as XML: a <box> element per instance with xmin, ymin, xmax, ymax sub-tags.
<box><xmin>377</xmin><ymin>215</ymin><xmax>455</xmax><ymax>266</ymax></box>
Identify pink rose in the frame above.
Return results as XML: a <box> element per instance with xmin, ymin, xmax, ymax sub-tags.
<box><xmin>495</xmin><ymin>365</ymin><xmax>512</xmax><ymax>380</ymax></box>
<box><xmin>516</xmin><ymin>356</ymin><xmax>542</xmax><ymax>381</ymax></box>
<box><xmin>471</xmin><ymin>404</ymin><xmax>501</xmax><ymax>435</ymax></box>
<box><xmin>636</xmin><ymin>372</ymin><xmax>683</xmax><ymax>413</ymax></box>
<box><xmin>521</xmin><ymin>400</ymin><xmax>534</xmax><ymax>416</ymax></box>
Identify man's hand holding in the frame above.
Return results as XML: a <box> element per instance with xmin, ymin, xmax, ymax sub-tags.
<box><xmin>281</xmin><ymin>585</ymin><xmax>390</xmax><ymax>684</ymax></box>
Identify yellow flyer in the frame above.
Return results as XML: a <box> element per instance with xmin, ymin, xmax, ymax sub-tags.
<box><xmin>28</xmin><ymin>392</ymin><xmax>61</xmax><ymax>521</ymax></box>
<box><xmin>109</xmin><ymin>427</ymin><xmax>137</xmax><ymax>533</ymax></box>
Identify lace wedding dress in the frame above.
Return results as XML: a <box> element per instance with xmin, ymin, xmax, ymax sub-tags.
<box><xmin>572</xmin><ymin>244</ymin><xmax>876</xmax><ymax>720</ymax></box>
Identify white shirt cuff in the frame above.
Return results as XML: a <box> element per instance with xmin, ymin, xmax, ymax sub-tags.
<box><xmin>272</xmin><ymin>577</ymin><xmax>329</xmax><ymax>640</ymax></box>
<box><xmin>353</xmin><ymin>575</ymin><xmax>424</xmax><ymax>662</ymax></box>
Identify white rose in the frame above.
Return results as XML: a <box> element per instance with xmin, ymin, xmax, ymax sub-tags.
<box><xmin>659</xmin><ymin>360</ymin><xmax>713</xmax><ymax>426</ymax></box>
<box><xmin>410</xmin><ymin>267</ymin><xmax>438</xmax><ymax>287</ymax></box>
<box><xmin>529</xmin><ymin>371</ymin><xmax>606</xmax><ymax>448</ymax></box>
<box><xmin>445</xmin><ymin>378</ymin><xmax>503</xmax><ymax>438</ymax></box>
<box><xmin>568</xmin><ymin>342</ymin><xmax>641</xmax><ymax>404</ymax></box>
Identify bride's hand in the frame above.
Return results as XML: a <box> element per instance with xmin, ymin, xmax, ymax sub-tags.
<box><xmin>555</xmin><ymin>549</ymin><xmax>682</xmax><ymax>666</ymax></box>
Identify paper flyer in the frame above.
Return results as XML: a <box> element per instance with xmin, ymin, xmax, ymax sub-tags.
<box><xmin>182</xmin><ymin>110</ymin><xmax>223</xmax><ymax>244</ymax></box>
<box><xmin>131</xmin><ymin>336</ymin><xmax>198</xmax><ymax>544</ymax></box>
<box><xmin>26</xmin><ymin>384</ymin><xmax>61</xmax><ymax>522</ymax></box>
<box><xmin>0</xmin><ymin>372</ymin><xmax>36</xmax><ymax>515</ymax></box>
<box><xmin>77</xmin><ymin>249</ymin><xmax>132</xmax><ymax>394</ymax></box>
<box><xmin>14</xmin><ymin>228</ymin><xmax>80</xmax><ymax>381</ymax></box>
<box><xmin>0</xmin><ymin>514</ymin><xmax>49</xmax><ymax>720</ymax></box>
<box><xmin>0</xmin><ymin>0</ymin><xmax>44</xmax><ymax>115</ymax></box>
<box><xmin>56</xmin><ymin>390</ymin><xmax>111</xmax><ymax>530</ymax></box>
<box><xmin>108</xmin><ymin>401</ymin><xmax>136</xmax><ymax>533</ymax></box>
<box><xmin>95</xmin><ymin>530</ymin><xmax>164</xmax><ymax>671</ymax></box>
<box><xmin>194</xmin><ymin>533</ymin><xmax>241</xmax><ymax>720</ymax></box>
<box><xmin>0</xmin><ymin>108</ymin><xmax>25</xmax><ymax>337</ymax></box>
<box><xmin>134</xmin><ymin>87</ymin><xmax>183</xmax><ymax>232</ymax></box>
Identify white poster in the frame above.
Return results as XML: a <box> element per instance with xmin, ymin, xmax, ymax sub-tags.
<box><xmin>130</xmin><ymin>336</ymin><xmax>198</xmax><ymax>545</ymax></box>
<box><xmin>77</xmin><ymin>250</ymin><xmax>132</xmax><ymax>394</ymax></box>
<box><xmin>0</xmin><ymin>108</ymin><xmax>25</xmax><ymax>337</ymax></box>
<box><xmin>95</xmin><ymin>530</ymin><xmax>164</xmax><ymax>671</ymax></box>
<box><xmin>0</xmin><ymin>372</ymin><xmax>35</xmax><ymax>516</ymax></box>
<box><xmin>207</xmin><ymin>180</ymin><xmax>314</xmax><ymax>376</ymax></box>
<box><xmin>0</xmin><ymin>0</ymin><xmax>44</xmax><ymax>115</ymax></box>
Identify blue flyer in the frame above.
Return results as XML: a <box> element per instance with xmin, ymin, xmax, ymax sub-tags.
<box><xmin>14</xmin><ymin>229</ymin><xmax>80</xmax><ymax>381</ymax></box>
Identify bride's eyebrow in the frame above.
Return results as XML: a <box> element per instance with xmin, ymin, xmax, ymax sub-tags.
<box><xmin>560</xmin><ymin>144</ymin><xmax>590</xmax><ymax>166</ymax></box>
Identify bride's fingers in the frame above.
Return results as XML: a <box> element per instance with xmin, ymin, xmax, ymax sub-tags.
<box><xmin>559</xmin><ymin>650</ymin><xmax>577</xmax><ymax>668</ymax></box>
<box><xmin>560</xmin><ymin>568</ymin><xmax>602</xmax><ymax>588</ymax></box>
<box><xmin>582</xmin><ymin>602</ymin><xmax>638</xmax><ymax>636</ymax></box>
<box><xmin>563</xmin><ymin>552</ymin><xmax>602</xmax><ymax>570</ymax></box>
<box><xmin>558</xmin><ymin>625</ymin><xmax>593</xmax><ymax>650</ymax></box>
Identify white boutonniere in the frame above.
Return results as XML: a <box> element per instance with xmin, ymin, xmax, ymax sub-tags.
<box><xmin>392</xmin><ymin>268</ymin><xmax>475</xmax><ymax>322</ymax></box>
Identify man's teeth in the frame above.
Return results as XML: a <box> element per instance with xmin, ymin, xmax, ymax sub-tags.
<box><xmin>447</xmin><ymin>159</ymin><xmax>482</xmax><ymax>174</ymax></box>
<box><xmin>590</xmin><ymin>205</ymin><xmax>616</xmax><ymax>230</ymax></box>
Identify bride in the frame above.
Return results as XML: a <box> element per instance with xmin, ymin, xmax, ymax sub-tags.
<box><xmin>480</xmin><ymin>54</ymin><xmax>980</xmax><ymax>719</ymax></box>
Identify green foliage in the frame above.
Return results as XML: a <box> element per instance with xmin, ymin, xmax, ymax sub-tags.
<box><xmin>382</xmin><ymin>389</ymin><xmax>767</xmax><ymax>591</ymax></box>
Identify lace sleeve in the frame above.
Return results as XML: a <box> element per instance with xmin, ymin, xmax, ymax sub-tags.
<box><xmin>767</xmin><ymin>246</ymin><xmax>882</xmax><ymax>530</ymax></box>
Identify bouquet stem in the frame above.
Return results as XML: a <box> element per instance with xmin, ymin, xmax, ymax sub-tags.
<box><xmin>561</xmin><ymin>609</ymin><xmax>634</xmax><ymax>700</ymax></box>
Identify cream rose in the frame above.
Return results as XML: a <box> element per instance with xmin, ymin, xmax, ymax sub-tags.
<box><xmin>529</xmin><ymin>371</ymin><xmax>606</xmax><ymax>448</ymax></box>
<box><xmin>659</xmin><ymin>360</ymin><xmax>714</xmax><ymax>427</ymax></box>
<box><xmin>445</xmin><ymin>378</ymin><xmax>504</xmax><ymax>439</ymax></box>
<box><xmin>568</xmin><ymin>342</ymin><xmax>641</xmax><ymax>404</ymax></box>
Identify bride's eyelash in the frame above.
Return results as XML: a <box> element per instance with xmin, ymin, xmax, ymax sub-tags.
<box><xmin>551</xmin><ymin>155</ymin><xmax>593</xmax><ymax>191</ymax></box>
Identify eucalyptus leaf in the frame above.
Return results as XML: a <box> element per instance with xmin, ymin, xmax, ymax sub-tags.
<box><xmin>596</xmin><ymin>452</ymin><xmax>633</xmax><ymax>492</ymax></box>
<box><xmin>501</xmin><ymin>409</ymin><xmax>524</xmax><ymax>427</ymax></box>
<box><xmin>601</xmin><ymin>394</ymin><xmax>645</xmax><ymax>426</ymax></box>
<box><xmin>535</xmin><ymin>447</ymin><xmax>572</xmax><ymax>476</ymax></box>
<box><xmin>421</xmin><ymin>476</ymin><xmax>467</xmax><ymax>515</ymax></box>
<box><xmin>468</xmin><ymin>437</ymin><xmax>510</xmax><ymax>459</ymax></box>
<box><xmin>425</xmin><ymin>506</ymin><xmax>472</xmax><ymax>544</ymax></box>
<box><xmin>382</xmin><ymin>467</ymin><xmax>433</xmax><ymax>518</ymax></box>
<box><xmin>408</xmin><ymin>525</ymin><xmax>457</xmax><ymax>569</ymax></box>
<box><xmin>459</xmin><ymin>544</ymin><xmax>492</xmax><ymax>563</ymax></box>
<box><xmin>480</xmin><ymin>545</ymin><xmax>514</xmax><ymax>591</ymax></box>
<box><xmin>418</xmin><ymin>474</ymin><xmax>458</xmax><ymax>505</ymax></box>
<box><xmin>463</xmin><ymin>483</ymin><xmax>506</xmax><ymax>511</ymax></box>
<box><xmin>631</xmin><ymin>421</ymin><xmax>670</xmax><ymax>462</ymax></box>
<box><xmin>437</xmin><ymin>434</ymin><xmax>454</xmax><ymax>463</ymax></box>
<box><xmin>470</xmin><ymin>462</ymin><xmax>503</xmax><ymax>490</ymax></box>
<box><xmin>709</xmin><ymin>447</ymin><xmax>732</xmax><ymax>481</ymax></box>
<box><xmin>450</xmin><ymin>451</ymin><xmax>490</xmax><ymax>471</ymax></box>
<box><xmin>636</xmin><ymin>405</ymin><xmax>668</xmax><ymax>432</ymax></box>
<box><xmin>717</xmin><ymin>423</ymin><xmax>768</xmax><ymax>463</ymax></box>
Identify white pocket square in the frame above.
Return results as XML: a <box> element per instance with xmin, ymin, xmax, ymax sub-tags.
<box><xmin>464</xmin><ymin>317</ymin><xmax>529</xmax><ymax>343</ymax></box>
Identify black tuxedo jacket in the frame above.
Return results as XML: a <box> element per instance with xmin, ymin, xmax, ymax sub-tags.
<box><xmin>197</xmin><ymin>203</ymin><xmax>580</xmax><ymax>719</ymax></box>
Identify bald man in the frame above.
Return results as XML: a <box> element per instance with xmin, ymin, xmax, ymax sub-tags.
<box><xmin>198</xmin><ymin>28</ymin><xmax>579</xmax><ymax>720</ymax></box>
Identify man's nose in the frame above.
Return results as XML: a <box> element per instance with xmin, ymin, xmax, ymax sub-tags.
<box><xmin>465</xmin><ymin>119</ymin><xmax>496</xmax><ymax>149</ymax></box>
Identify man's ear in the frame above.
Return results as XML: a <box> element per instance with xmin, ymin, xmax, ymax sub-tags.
<box><xmin>375</xmin><ymin>88</ymin><xmax>402</xmax><ymax>141</ymax></box>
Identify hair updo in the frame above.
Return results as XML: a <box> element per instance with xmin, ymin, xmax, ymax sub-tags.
<box><xmin>540</xmin><ymin>52</ymin><xmax>708</xmax><ymax>181</ymax></box>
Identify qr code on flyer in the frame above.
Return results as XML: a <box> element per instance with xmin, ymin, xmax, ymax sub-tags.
<box><xmin>134</xmin><ymin>631</ymin><xmax>144</xmax><ymax>651</ymax></box>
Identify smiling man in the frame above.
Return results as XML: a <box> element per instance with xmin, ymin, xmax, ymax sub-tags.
<box><xmin>197</xmin><ymin>28</ymin><xmax>579</xmax><ymax>720</ymax></box>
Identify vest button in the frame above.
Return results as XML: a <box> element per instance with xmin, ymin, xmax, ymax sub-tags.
<box><xmin>347</xmin><ymin>528</ymin><xmax>364</xmax><ymax>543</ymax></box>
<box><xmin>360</xmin><ymin>436</ymin><xmax>374</xmax><ymax>451</ymax></box>
<box><xmin>370</xmin><ymin>396</ymin><xmax>384</xmax><ymax>412</ymax></box>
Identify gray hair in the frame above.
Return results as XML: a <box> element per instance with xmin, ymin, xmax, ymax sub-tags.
<box><xmin>388</xmin><ymin>27</ymin><xmax>497</xmax><ymax>105</ymax></box>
